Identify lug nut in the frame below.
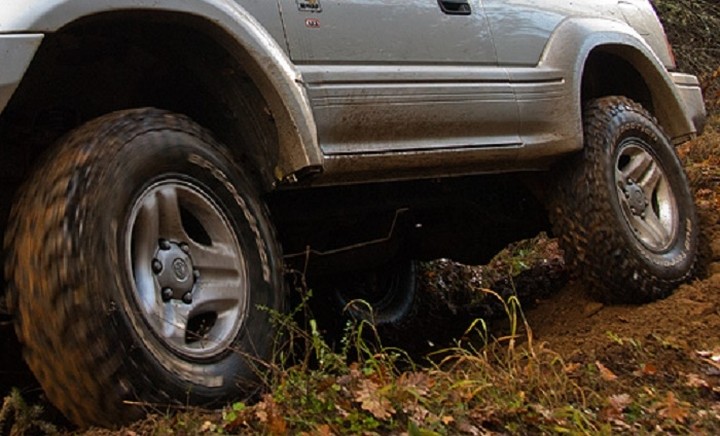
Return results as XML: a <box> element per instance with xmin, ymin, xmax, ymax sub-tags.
<box><xmin>182</xmin><ymin>292</ymin><xmax>193</xmax><ymax>304</ymax></box>
<box><xmin>193</xmin><ymin>269</ymin><xmax>201</xmax><ymax>279</ymax></box>
<box><xmin>161</xmin><ymin>287</ymin><xmax>174</xmax><ymax>302</ymax></box>
<box><xmin>180</xmin><ymin>243</ymin><xmax>190</xmax><ymax>254</ymax></box>
<box><xmin>159</xmin><ymin>239</ymin><xmax>172</xmax><ymax>250</ymax></box>
<box><xmin>152</xmin><ymin>259</ymin><xmax>163</xmax><ymax>274</ymax></box>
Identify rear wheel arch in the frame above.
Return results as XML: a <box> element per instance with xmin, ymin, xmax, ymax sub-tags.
<box><xmin>581</xmin><ymin>49</ymin><xmax>654</xmax><ymax>115</ymax></box>
<box><xmin>541</xmin><ymin>19</ymin><xmax>696</xmax><ymax>144</ymax></box>
<box><xmin>579</xmin><ymin>43</ymin><xmax>692</xmax><ymax>143</ymax></box>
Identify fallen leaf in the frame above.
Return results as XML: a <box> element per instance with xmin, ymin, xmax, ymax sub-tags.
<box><xmin>255</xmin><ymin>408</ymin><xmax>268</xmax><ymax>423</ymax></box>
<box><xmin>402</xmin><ymin>402</ymin><xmax>430</xmax><ymax>423</ymax></box>
<box><xmin>531</xmin><ymin>403</ymin><xmax>554</xmax><ymax>420</ymax></box>
<box><xmin>312</xmin><ymin>424</ymin><xmax>333</xmax><ymax>436</ymax></box>
<box><xmin>697</xmin><ymin>348</ymin><xmax>720</xmax><ymax>374</ymax></box>
<box><xmin>608</xmin><ymin>394</ymin><xmax>632</xmax><ymax>412</ymax></box>
<box><xmin>441</xmin><ymin>415</ymin><xmax>455</xmax><ymax>425</ymax></box>
<box><xmin>712</xmin><ymin>404</ymin><xmax>720</xmax><ymax>419</ymax></box>
<box><xmin>354</xmin><ymin>379</ymin><xmax>396</xmax><ymax>420</ymax></box>
<box><xmin>398</xmin><ymin>371</ymin><xmax>434</xmax><ymax>397</ymax></box>
<box><xmin>268</xmin><ymin>414</ymin><xmax>288</xmax><ymax>436</ymax></box>
<box><xmin>455</xmin><ymin>420</ymin><xmax>481</xmax><ymax>436</ymax></box>
<box><xmin>199</xmin><ymin>421</ymin><xmax>216</xmax><ymax>433</ymax></box>
<box><xmin>696</xmin><ymin>348</ymin><xmax>720</xmax><ymax>362</ymax></box>
<box><xmin>361</xmin><ymin>396</ymin><xmax>396</xmax><ymax>420</ymax></box>
<box><xmin>564</xmin><ymin>362</ymin><xmax>581</xmax><ymax>374</ymax></box>
<box><xmin>600</xmin><ymin>393</ymin><xmax>632</xmax><ymax>421</ymax></box>
<box><xmin>254</xmin><ymin>396</ymin><xmax>287</xmax><ymax>435</ymax></box>
<box><xmin>596</xmin><ymin>361</ymin><xmax>618</xmax><ymax>381</ymax></box>
<box><xmin>655</xmin><ymin>392</ymin><xmax>689</xmax><ymax>423</ymax></box>
<box><xmin>685</xmin><ymin>373</ymin><xmax>710</xmax><ymax>389</ymax></box>
<box><xmin>633</xmin><ymin>362</ymin><xmax>658</xmax><ymax>377</ymax></box>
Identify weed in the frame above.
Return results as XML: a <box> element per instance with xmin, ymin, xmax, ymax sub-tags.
<box><xmin>0</xmin><ymin>388</ymin><xmax>58</xmax><ymax>435</ymax></box>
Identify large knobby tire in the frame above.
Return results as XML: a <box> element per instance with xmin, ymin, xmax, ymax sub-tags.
<box><xmin>550</xmin><ymin>96</ymin><xmax>698</xmax><ymax>303</ymax></box>
<box><xmin>4</xmin><ymin>109</ymin><xmax>285</xmax><ymax>427</ymax></box>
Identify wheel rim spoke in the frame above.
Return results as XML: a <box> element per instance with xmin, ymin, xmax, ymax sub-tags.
<box><xmin>192</xmin><ymin>280</ymin><xmax>243</xmax><ymax>314</ymax></box>
<box><xmin>638</xmin><ymin>161</ymin><xmax>663</xmax><ymax>199</ymax></box>
<box><xmin>619</xmin><ymin>149</ymin><xmax>653</xmax><ymax>182</ymax></box>
<box><xmin>157</xmin><ymin>303</ymin><xmax>190</xmax><ymax>344</ymax></box>
<box><xmin>637</xmin><ymin>211</ymin><xmax>671</xmax><ymax>247</ymax></box>
<box><xmin>155</xmin><ymin>186</ymin><xmax>189</xmax><ymax>241</ymax></box>
<box><xmin>189</xmin><ymin>240</ymin><xmax>240</xmax><ymax>273</ymax></box>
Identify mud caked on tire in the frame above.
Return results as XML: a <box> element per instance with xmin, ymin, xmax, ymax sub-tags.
<box><xmin>4</xmin><ymin>109</ymin><xmax>285</xmax><ymax>427</ymax></box>
<box><xmin>551</xmin><ymin>96</ymin><xmax>698</xmax><ymax>303</ymax></box>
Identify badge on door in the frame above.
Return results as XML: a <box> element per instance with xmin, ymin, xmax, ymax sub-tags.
<box><xmin>297</xmin><ymin>0</ymin><xmax>322</xmax><ymax>13</ymax></box>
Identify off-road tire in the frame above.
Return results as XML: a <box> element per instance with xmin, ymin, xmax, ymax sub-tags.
<box><xmin>550</xmin><ymin>96</ymin><xmax>698</xmax><ymax>303</ymax></box>
<box><xmin>4</xmin><ymin>108</ymin><xmax>285</xmax><ymax>427</ymax></box>
<box><xmin>335</xmin><ymin>260</ymin><xmax>418</xmax><ymax>326</ymax></box>
<box><xmin>309</xmin><ymin>260</ymin><xmax>427</xmax><ymax>350</ymax></box>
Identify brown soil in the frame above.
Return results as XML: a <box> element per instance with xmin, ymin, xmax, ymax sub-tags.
<box><xmin>527</xmin><ymin>277</ymin><xmax>720</xmax><ymax>365</ymax></box>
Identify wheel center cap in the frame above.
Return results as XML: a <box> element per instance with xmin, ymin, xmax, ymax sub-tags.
<box><xmin>173</xmin><ymin>258</ymin><xmax>190</xmax><ymax>281</ymax></box>
<box><xmin>626</xmin><ymin>184</ymin><xmax>647</xmax><ymax>215</ymax></box>
<box><xmin>154</xmin><ymin>240</ymin><xmax>196</xmax><ymax>300</ymax></box>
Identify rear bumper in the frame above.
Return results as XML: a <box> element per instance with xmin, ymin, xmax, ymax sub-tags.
<box><xmin>671</xmin><ymin>72</ymin><xmax>707</xmax><ymax>138</ymax></box>
<box><xmin>0</xmin><ymin>34</ymin><xmax>43</xmax><ymax>114</ymax></box>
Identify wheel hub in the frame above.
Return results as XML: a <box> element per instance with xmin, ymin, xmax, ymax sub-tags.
<box><xmin>615</xmin><ymin>141</ymin><xmax>679</xmax><ymax>252</ymax></box>
<box><xmin>153</xmin><ymin>239</ymin><xmax>198</xmax><ymax>303</ymax></box>
<box><xmin>623</xmin><ymin>180</ymin><xmax>647</xmax><ymax>216</ymax></box>
<box><xmin>128</xmin><ymin>179</ymin><xmax>249</xmax><ymax>359</ymax></box>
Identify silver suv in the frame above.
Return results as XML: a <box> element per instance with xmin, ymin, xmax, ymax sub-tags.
<box><xmin>0</xmin><ymin>0</ymin><xmax>706</xmax><ymax>427</ymax></box>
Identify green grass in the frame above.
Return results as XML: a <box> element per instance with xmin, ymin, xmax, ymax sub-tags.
<box><xmin>77</xmin><ymin>287</ymin><xmax>714</xmax><ymax>435</ymax></box>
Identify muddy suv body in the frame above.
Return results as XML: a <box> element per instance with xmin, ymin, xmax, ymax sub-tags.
<box><xmin>0</xmin><ymin>0</ymin><xmax>707</xmax><ymax>428</ymax></box>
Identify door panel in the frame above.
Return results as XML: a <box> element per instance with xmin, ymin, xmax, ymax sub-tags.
<box><xmin>279</xmin><ymin>0</ymin><xmax>521</xmax><ymax>158</ymax></box>
<box><xmin>280</xmin><ymin>0</ymin><xmax>496</xmax><ymax>64</ymax></box>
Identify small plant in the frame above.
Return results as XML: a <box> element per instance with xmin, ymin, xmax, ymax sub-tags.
<box><xmin>0</xmin><ymin>389</ymin><xmax>58</xmax><ymax>436</ymax></box>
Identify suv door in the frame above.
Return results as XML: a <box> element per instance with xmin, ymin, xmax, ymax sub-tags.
<box><xmin>279</xmin><ymin>0</ymin><xmax>521</xmax><ymax>157</ymax></box>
